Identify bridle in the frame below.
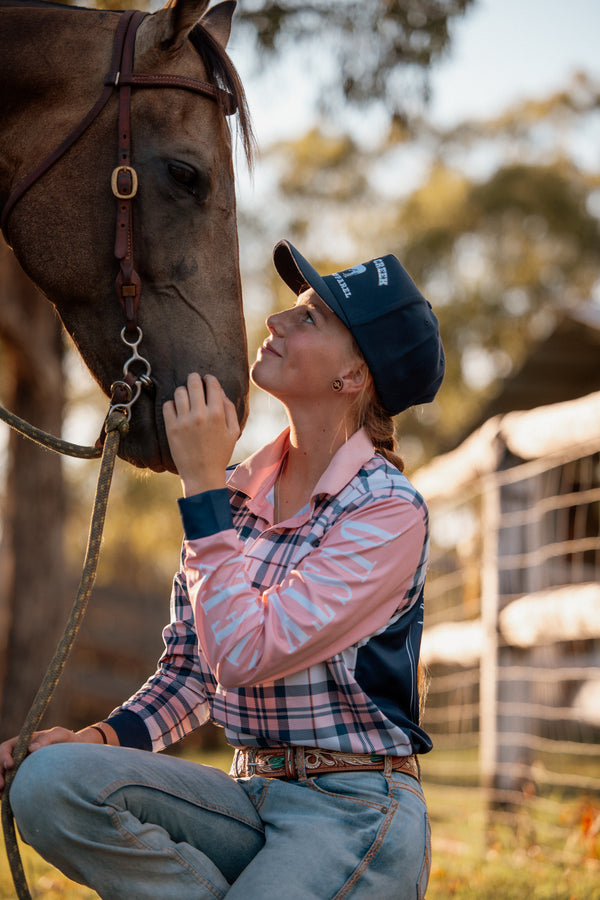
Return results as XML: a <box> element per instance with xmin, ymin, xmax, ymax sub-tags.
<box><xmin>0</xmin><ymin>8</ymin><xmax>237</xmax><ymax>417</ymax></box>
<box><xmin>1</xmin><ymin>17</ymin><xmax>239</xmax><ymax>897</ymax></box>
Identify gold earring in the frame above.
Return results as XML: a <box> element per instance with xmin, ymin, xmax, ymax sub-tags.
<box><xmin>332</xmin><ymin>378</ymin><xmax>343</xmax><ymax>392</ymax></box>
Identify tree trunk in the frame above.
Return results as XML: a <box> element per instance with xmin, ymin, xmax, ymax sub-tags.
<box><xmin>0</xmin><ymin>241</ymin><xmax>68</xmax><ymax>740</ymax></box>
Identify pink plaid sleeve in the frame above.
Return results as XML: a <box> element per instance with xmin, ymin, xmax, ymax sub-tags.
<box><xmin>183</xmin><ymin>494</ymin><xmax>427</xmax><ymax>688</ymax></box>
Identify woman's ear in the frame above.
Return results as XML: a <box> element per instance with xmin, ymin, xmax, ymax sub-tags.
<box><xmin>339</xmin><ymin>361</ymin><xmax>368</xmax><ymax>396</ymax></box>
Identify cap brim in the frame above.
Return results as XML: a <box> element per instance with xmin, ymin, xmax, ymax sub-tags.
<box><xmin>272</xmin><ymin>240</ymin><xmax>351</xmax><ymax>329</ymax></box>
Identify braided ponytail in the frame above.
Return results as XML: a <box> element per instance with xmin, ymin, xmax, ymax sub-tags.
<box><xmin>352</xmin><ymin>375</ymin><xmax>405</xmax><ymax>473</ymax></box>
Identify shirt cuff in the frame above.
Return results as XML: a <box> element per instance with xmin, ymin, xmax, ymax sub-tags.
<box><xmin>104</xmin><ymin>709</ymin><xmax>152</xmax><ymax>751</ymax></box>
<box><xmin>177</xmin><ymin>489</ymin><xmax>233</xmax><ymax>539</ymax></box>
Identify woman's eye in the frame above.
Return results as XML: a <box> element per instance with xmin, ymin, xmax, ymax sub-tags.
<box><xmin>167</xmin><ymin>162</ymin><xmax>209</xmax><ymax>201</ymax></box>
<box><xmin>303</xmin><ymin>309</ymin><xmax>315</xmax><ymax>323</ymax></box>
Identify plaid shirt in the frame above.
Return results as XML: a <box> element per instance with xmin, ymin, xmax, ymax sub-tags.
<box><xmin>107</xmin><ymin>428</ymin><xmax>432</xmax><ymax>756</ymax></box>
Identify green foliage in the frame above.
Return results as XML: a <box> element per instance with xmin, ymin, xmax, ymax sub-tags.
<box><xmin>246</xmin><ymin>72</ymin><xmax>600</xmax><ymax>464</ymax></box>
<box><xmin>236</xmin><ymin>0</ymin><xmax>476</xmax><ymax>118</ymax></box>
<box><xmin>395</xmin><ymin>156</ymin><xmax>600</xmax><ymax>443</ymax></box>
<box><xmin>277</xmin><ymin>128</ymin><xmax>366</xmax><ymax>200</ymax></box>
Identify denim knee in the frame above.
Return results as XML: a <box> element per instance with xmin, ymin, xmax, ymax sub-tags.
<box><xmin>10</xmin><ymin>745</ymin><xmax>78</xmax><ymax>847</ymax></box>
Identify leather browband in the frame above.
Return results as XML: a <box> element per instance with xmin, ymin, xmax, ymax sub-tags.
<box><xmin>0</xmin><ymin>10</ymin><xmax>237</xmax><ymax>243</ymax></box>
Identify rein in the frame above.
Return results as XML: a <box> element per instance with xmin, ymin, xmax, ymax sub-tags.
<box><xmin>1</xmin><ymin>407</ymin><xmax>128</xmax><ymax>900</ymax></box>
<box><xmin>0</xmin><ymin>10</ymin><xmax>237</xmax><ymax>898</ymax></box>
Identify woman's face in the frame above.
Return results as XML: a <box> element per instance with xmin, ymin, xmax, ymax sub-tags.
<box><xmin>251</xmin><ymin>288</ymin><xmax>360</xmax><ymax>404</ymax></box>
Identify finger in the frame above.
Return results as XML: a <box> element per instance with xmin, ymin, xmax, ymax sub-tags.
<box><xmin>204</xmin><ymin>376</ymin><xmax>236</xmax><ymax>429</ymax></box>
<box><xmin>200</xmin><ymin>373</ymin><xmax>222</xmax><ymax>406</ymax></box>
<box><xmin>188</xmin><ymin>372</ymin><xmax>205</xmax><ymax>391</ymax></box>
<box><xmin>28</xmin><ymin>729</ymin><xmax>51</xmax><ymax>751</ymax></box>
<box><xmin>172</xmin><ymin>383</ymin><xmax>191</xmax><ymax>415</ymax></box>
<box><xmin>187</xmin><ymin>372</ymin><xmax>208</xmax><ymax>410</ymax></box>
<box><xmin>162</xmin><ymin>399</ymin><xmax>176</xmax><ymax>425</ymax></box>
<box><xmin>203</xmin><ymin>373</ymin><xmax>221</xmax><ymax>389</ymax></box>
<box><xmin>29</xmin><ymin>727</ymin><xmax>73</xmax><ymax>752</ymax></box>
<box><xmin>0</xmin><ymin>736</ymin><xmax>18</xmax><ymax>768</ymax></box>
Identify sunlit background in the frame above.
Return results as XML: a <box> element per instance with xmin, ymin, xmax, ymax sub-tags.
<box><xmin>1</xmin><ymin>2</ymin><xmax>600</xmax><ymax>897</ymax></box>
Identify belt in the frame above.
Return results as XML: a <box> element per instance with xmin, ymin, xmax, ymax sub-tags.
<box><xmin>232</xmin><ymin>746</ymin><xmax>420</xmax><ymax>781</ymax></box>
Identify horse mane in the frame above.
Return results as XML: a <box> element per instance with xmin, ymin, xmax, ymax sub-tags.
<box><xmin>189</xmin><ymin>22</ymin><xmax>255</xmax><ymax>167</ymax></box>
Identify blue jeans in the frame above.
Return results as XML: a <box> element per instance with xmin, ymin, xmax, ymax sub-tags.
<box><xmin>11</xmin><ymin>744</ymin><xmax>430</xmax><ymax>899</ymax></box>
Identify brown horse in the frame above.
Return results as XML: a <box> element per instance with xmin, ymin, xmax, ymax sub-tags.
<box><xmin>0</xmin><ymin>0</ymin><xmax>252</xmax><ymax>472</ymax></box>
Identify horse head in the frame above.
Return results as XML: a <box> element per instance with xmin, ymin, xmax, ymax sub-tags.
<box><xmin>0</xmin><ymin>0</ymin><xmax>251</xmax><ymax>472</ymax></box>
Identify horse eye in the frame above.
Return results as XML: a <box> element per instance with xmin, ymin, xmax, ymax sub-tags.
<box><xmin>167</xmin><ymin>162</ymin><xmax>208</xmax><ymax>201</ymax></box>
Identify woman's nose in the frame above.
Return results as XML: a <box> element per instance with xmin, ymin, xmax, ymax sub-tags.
<box><xmin>266</xmin><ymin>311</ymin><xmax>285</xmax><ymax>334</ymax></box>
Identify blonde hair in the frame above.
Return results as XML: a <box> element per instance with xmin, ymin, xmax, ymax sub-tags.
<box><xmin>350</xmin><ymin>369</ymin><xmax>405</xmax><ymax>473</ymax></box>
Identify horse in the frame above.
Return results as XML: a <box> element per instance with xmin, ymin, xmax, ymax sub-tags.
<box><xmin>0</xmin><ymin>0</ymin><xmax>253</xmax><ymax>472</ymax></box>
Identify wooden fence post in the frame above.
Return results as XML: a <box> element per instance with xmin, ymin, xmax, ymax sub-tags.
<box><xmin>479</xmin><ymin>475</ymin><xmax>499</xmax><ymax>809</ymax></box>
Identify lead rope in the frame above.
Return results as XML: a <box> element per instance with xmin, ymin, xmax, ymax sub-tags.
<box><xmin>0</xmin><ymin>406</ymin><xmax>104</xmax><ymax>459</ymax></box>
<box><xmin>0</xmin><ymin>406</ymin><xmax>129</xmax><ymax>900</ymax></box>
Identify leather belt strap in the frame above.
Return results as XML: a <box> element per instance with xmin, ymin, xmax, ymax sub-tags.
<box><xmin>232</xmin><ymin>746</ymin><xmax>420</xmax><ymax>781</ymax></box>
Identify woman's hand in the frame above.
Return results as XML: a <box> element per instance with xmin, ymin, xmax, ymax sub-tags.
<box><xmin>163</xmin><ymin>373</ymin><xmax>240</xmax><ymax>497</ymax></box>
<box><xmin>0</xmin><ymin>724</ymin><xmax>113</xmax><ymax>798</ymax></box>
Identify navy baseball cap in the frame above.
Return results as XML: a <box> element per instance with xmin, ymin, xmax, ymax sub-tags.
<box><xmin>272</xmin><ymin>240</ymin><xmax>445</xmax><ymax>415</ymax></box>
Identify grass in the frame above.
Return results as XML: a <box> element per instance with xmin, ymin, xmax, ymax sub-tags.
<box><xmin>1</xmin><ymin>748</ymin><xmax>599</xmax><ymax>899</ymax></box>
<box><xmin>424</xmin><ymin>783</ymin><xmax>600</xmax><ymax>900</ymax></box>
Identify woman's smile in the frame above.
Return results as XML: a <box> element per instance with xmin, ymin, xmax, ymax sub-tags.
<box><xmin>259</xmin><ymin>340</ymin><xmax>281</xmax><ymax>358</ymax></box>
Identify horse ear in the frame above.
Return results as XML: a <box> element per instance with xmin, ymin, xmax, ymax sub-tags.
<box><xmin>200</xmin><ymin>1</ymin><xmax>237</xmax><ymax>49</ymax></box>
<box><xmin>156</xmin><ymin>0</ymin><xmax>209</xmax><ymax>47</ymax></box>
<box><xmin>148</xmin><ymin>0</ymin><xmax>236</xmax><ymax>52</ymax></box>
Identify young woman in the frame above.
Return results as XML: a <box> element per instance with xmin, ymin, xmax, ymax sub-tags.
<box><xmin>1</xmin><ymin>240</ymin><xmax>444</xmax><ymax>900</ymax></box>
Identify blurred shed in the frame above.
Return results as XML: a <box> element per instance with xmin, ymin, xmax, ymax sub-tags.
<box><xmin>413</xmin><ymin>303</ymin><xmax>600</xmax><ymax>810</ymax></box>
<box><xmin>474</xmin><ymin>303</ymin><xmax>600</xmax><ymax>419</ymax></box>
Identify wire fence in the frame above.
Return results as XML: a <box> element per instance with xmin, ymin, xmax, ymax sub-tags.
<box><xmin>417</xmin><ymin>438</ymin><xmax>600</xmax><ymax>845</ymax></box>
